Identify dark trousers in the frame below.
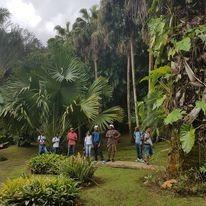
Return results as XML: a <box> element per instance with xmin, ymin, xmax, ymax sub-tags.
<box><xmin>136</xmin><ymin>143</ymin><xmax>142</xmax><ymax>159</ymax></box>
<box><xmin>68</xmin><ymin>145</ymin><xmax>75</xmax><ymax>156</ymax></box>
<box><xmin>52</xmin><ymin>147</ymin><xmax>59</xmax><ymax>154</ymax></box>
<box><xmin>93</xmin><ymin>144</ymin><xmax>104</xmax><ymax>161</ymax></box>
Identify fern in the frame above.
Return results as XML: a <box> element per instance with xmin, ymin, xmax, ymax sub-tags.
<box><xmin>180</xmin><ymin>124</ymin><xmax>196</xmax><ymax>154</ymax></box>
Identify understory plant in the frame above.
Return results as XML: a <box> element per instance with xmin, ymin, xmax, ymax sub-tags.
<box><xmin>28</xmin><ymin>153</ymin><xmax>96</xmax><ymax>183</ymax></box>
<box><xmin>0</xmin><ymin>175</ymin><xmax>79</xmax><ymax>206</ymax></box>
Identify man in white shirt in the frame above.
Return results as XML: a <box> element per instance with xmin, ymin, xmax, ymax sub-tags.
<box><xmin>37</xmin><ymin>132</ymin><xmax>47</xmax><ymax>154</ymax></box>
<box><xmin>52</xmin><ymin>135</ymin><xmax>61</xmax><ymax>154</ymax></box>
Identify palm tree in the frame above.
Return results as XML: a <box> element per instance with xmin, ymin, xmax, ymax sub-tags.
<box><xmin>1</xmin><ymin>45</ymin><xmax>123</xmax><ymax>140</ymax></box>
<box><xmin>0</xmin><ymin>8</ymin><xmax>10</xmax><ymax>26</ymax></box>
<box><xmin>72</xmin><ymin>6</ymin><xmax>102</xmax><ymax>80</ymax></box>
<box><xmin>54</xmin><ymin>21</ymin><xmax>71</xmax><ymax>42</ymax></box>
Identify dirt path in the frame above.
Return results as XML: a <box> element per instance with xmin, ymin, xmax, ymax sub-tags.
<box><xmin>104</xmin><ymin>161</ymin><xmax>165</xmax><ymax>170</ymax></box>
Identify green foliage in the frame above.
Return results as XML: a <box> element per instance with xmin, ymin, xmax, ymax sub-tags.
<box><xmin>0</xmin><ymin>175</ymin><xmax>79</xmax><ymax>206</ymax></box>
<box><xmin>141</xmin><ymin>65</ymin><xmax>171</xmax><ymax>92</ymax></box>
<box><xmin>148</xmin><ymin>17</ymin><xmax>169</xmax><ymax>59</ymax></box>
<box><xmin>28</xmin><ymin>153</ymin><xmax>96</xmax><ymax>183</ymax></box>
<box><xmin>152</xmin><ymin>95</ymin><xmax>166</xmax><ymax>110</ymax></box>
<box><xmin>28</xmin><ymin>153</ymin><xmax>66</xmax><ymax>174</ymax></box>
<box><xmin>180</xmin><ymin>124</ymin><xmax>196</xmax><ymax>154</ymax></box>
<box><xmin>169</xmin><ymin>37</ymin><xmax>191</xmax><ymax>57</ymax></box>
<box><xmin>195</xmin><ymin>100</ymin><xmax>206</xmax><ymax>115</ymax></box>
<box><xmin>164</xmin><ymin>109</ymin><xmax>185</xmax><ymax>125</ymax></box>
<box><xmin>59</xmin><ymin>154</ymin><xmax>96</xmax><ymax>183</ymax></box>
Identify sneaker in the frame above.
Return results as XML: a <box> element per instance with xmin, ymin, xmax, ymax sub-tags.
<box><xmin>102</xmin><ymin>160</ymin><xmax>106</xmax><ymax>164</ymax></box>
<box><xmin>135</xmin><ymin>158</ymin><xmax>140</xmax><ymax>162</ymax></box>
<box><xmin>139</xmin><ymin>159</ymin><xmax>144</xmax><ymax>163</ymax></box>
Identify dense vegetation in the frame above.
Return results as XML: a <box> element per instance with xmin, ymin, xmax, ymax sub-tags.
<box><xmin>0</xmin><ymin>0</ymin><xmax>205</xmax><ymax>194</ymax></box>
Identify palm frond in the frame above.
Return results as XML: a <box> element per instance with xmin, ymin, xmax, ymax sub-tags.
<box><xmin>92</xmin><ymin>106</ymin><xmax>124</xmax><ymax>131</ymax></box>
<box><xmin>87</xmin><ymin>76</ymin><xmax>112</xmax><ymax>98</ymax></box>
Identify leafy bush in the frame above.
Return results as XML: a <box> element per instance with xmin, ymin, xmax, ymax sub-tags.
<box><xmin>28</xmin><ymin>153</ymin><xmax>66</xmax><ymax>174</ymax></box>
<box><xmin>28</xmin><ymin>153</ymin><xmax>96</xmax><ymax>183</ymax></box>
<box><xmin>59</xmin><ymin>154</ymin><xmax>97</xmax><ymax>183</ymax></box>
<box><xmin>0</xmin><ymin>175</ymin><xmax>79</xmax><ymax>206</ymax></box>
<box><xmin>172</xmin><ymin>168</ymin><xmax>206</xmax><ymax>196</ymax></box>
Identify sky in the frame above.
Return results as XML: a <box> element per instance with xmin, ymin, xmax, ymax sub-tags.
<box><xmin>0</xmin><ymin>0</ymin><xmax>100</xmax><ymax>44</ymax></box>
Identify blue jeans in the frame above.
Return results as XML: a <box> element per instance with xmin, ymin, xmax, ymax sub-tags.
<box><xmin>143</xmin><ymin>144</ymin><xmax>152</xmax><ymax>157</ymax></box>
<box><xmin>85</xmin><ymin>144</ymin><xmax>92</xmax><ymax>157</ymax></box>
<box><xmin>68</xmin><ymin>145</ymin><xmax>75</xmax><ymax>156</ymax></box>
<box><xmin>135</xmin><ymin>143</ymin><xmax>142</xmax><ymax>159</ymax></box>
<box><xmin>39</xmin><ymin>144</ymin><xmax>47</xmax><ymax>154</ymax></box>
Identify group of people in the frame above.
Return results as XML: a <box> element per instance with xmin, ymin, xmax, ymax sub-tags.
<box><xmin>133</xmin><ymin>127</ymin><xmax>153</xmax><ymax>164</ymax></box>
<box><xmin>37</xmin><ymin>124</ymin><xmax>120</xmax><ymax>162</ymax></box>
<box><xmin>37</xmin><ymin>124</ymin><xmax>153</xmax><ymax>164</ymax></box>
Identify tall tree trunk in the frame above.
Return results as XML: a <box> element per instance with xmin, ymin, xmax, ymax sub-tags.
<box><xmin>127</xmin><ymin>54</ymin><xmax>132</xmax><ymax>134</ymax></box>
<box><xmin>130</xmin><ymin>37</ymin><xmax>139</xmax><ymax>127</ymax></box>
<box><xmin>94</xmin><ymin>59</ymin><xmax>98</xmax><ymax>80</ymax></box>
<box><xmin>148</xmin><ymin>49</ymin><xmax>154</xmax><ymax>95</ymax></box>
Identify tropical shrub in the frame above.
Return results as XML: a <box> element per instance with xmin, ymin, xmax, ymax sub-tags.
<box><xmin>28</xmin><ymin>153</ymin><xmax>66</xmax><ymax>174</ymax></box>
<box><xmin>0</xmin><ymin>175</ymin><xmax>79</xmax><ymax>206</ymax></box>
<box><xmin>59</xmin><ymin>154</ymin><xmax>97</xmax><ymax>183</ymax></box>
<box><xmin>28</xmin><ymin>153</ymin><xmax>96</xmax><ymax>183</ymax></box>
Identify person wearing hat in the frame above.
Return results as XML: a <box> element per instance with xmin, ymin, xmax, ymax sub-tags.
<box><xmin>92</xmin><ymin>125</ymin><xmax>104</xmax><ymax>161</ymax></box>
<box><xmin>67</xmin><ymin>128</ymin><xmax>78</xmax><ymax>156</ymax></box>
<box><xmin>105</xmin><ymin>124</ymin><xmax>120</xmax><ymax>162</ymax></box>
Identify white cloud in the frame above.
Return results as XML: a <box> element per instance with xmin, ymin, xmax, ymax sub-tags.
<box><xmin>4</xmin><ymin>0</ymin><xmax>41</xmax><ymax>28</ymax></box>
<box><xmin>0</xmin><ymin>0</ymin><xmax>100</xmax><ymax>45</ymax></box>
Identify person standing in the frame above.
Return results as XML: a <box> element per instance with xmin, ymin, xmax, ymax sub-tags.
<box><xmin>67</xmin><ymin>128</ymin><xmax>78</xmax><ymax>156</ymax></box>
<box><xmin>143</xmin><ymin>128</ymin><xmax>153</xmax><ymax>165</ymax></box>
<box><xmin>92</xmin><ymin>125</ymin><xmax>104</xmax><ymax>161</ymax></box>
<box><xmin>37</xmin><ymin>131</ymin><xmax>47</xmax><ymax>154</ymax></box>
<box><xmin>133</xmin><ymin>127</ymin><xmax>144</xmax><ymax>162</ymax></box>
<box><xmin>105</xmin><ymin>124</ymin><xmax>120</xmax><ymax>162</ymax></box>
<box><xmin>52</xmin><ymin>135</ymin><xmax>61</xmax><ymax>154</ymax></box>
<box><xmin>84</xmin><ymin>131</ymin><xmax>93</xmax><ymax>158</ymax></box>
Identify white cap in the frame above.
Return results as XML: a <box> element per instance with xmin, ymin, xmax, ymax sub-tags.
<box><xmin>109</xmin><ymin>124</ymin><xmax>114</xmax><ymax>128</ymax></box>
<box><xmin>94</xmin><ymin>125</ymin><xmax>98</xmax><ymax>128</ymax></box>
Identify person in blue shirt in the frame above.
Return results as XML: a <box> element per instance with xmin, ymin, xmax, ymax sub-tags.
<box><xmin>92</xmin><ymin>125</ymin><xmax>104</xmax><ymax>162</ymax></box>
<box><xmin>133</xmin><ymin>127</ymin><xmax>144</xmax><ymax>162</ymax></box>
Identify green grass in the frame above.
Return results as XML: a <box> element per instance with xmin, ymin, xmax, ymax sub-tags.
<box><xmin>0</xmin><ymin>145</ymin><xmax>37</xmax><ymax>184</ymax></box>
<box><xmin>80</xmin><ymin>167</ymin><xmax>206</xmax><ymax>206</ymax></box>
<box><xmin>0</xmin><ymin>137</ymin><xmax>206</xmax><ymax>205</ymax></box>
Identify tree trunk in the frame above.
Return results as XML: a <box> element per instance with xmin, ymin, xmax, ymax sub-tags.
<box><xmin>148</xmin><ymin>49</ymin><xmax>154</xmax><ymax>95</ymax></box>
<box><xmin>127</xmin><ymin>54</ymin><xmax>132</xmax><ymax>134</ymax></box>
<box><xmin>167</xmin><ymin>128</ymin><xmax>182</xmax><ymax>177</ymax></box>
<box><xmin>130</xmin><ymin>38</ymin><xmax>139</xmax><ymax>127</ymax></box>
<box><xmin>94</xmin><ymin>59</ymin><xmax>98</xmax><ymax>80</ymax></box>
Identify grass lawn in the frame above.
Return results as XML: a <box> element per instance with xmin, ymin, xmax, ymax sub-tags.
<box><xmin>0</xmin><ymin>145</ymin><xmax>37</xmax><ymax>184</ymax></box>
<box><xmin>0</xmin><ymin>136</ymin><xmax>205</xmax><ymax>205</ymax></box>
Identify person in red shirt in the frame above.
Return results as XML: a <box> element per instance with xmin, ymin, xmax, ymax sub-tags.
<box><xmin>67</xmin><ymin>128</ymin><xmax>78</xmax><ymax>156</ymax></box>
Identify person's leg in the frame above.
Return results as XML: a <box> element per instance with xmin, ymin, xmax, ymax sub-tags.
<box><xmin>107</xmin><ymin>145</ymin><xmax>112</xmax><ymax>161</ymax></box>
<box><xmin>94</xmin><ymin>145</ymin><xmax>98</xmax><ymax>161</ymax></box>
<box><xmin>85</xmin><ymin>145</ymin><xmax>89</xmax><ymax>157</ymax></box>
<box><xmin>98</xmin><ymin>146</ymin><xmax>104</xmax><ymax>161</ymax></box>
<box><xmin>88</xmin><ymin>145</ymin><xmax>92</xmax><ymax>157</ymax></box>
<box><xmin>71</xmin><ymin>145</ymin><xmax>75</xmax><ymax>155</ymax></box>
<box><xmin>68</xmin><ymin>144</ymin><xmax>71</xmax><ymax>156</ymax></box>
<box><xmin>136</xmin><ymin>144</ymin><xmax>142</xmax><ymax>159</ymax></box>
<box><xmin>111</xmin><ymin>145</ymin><xmax>116</xmax><ymax>161</ymax></box>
